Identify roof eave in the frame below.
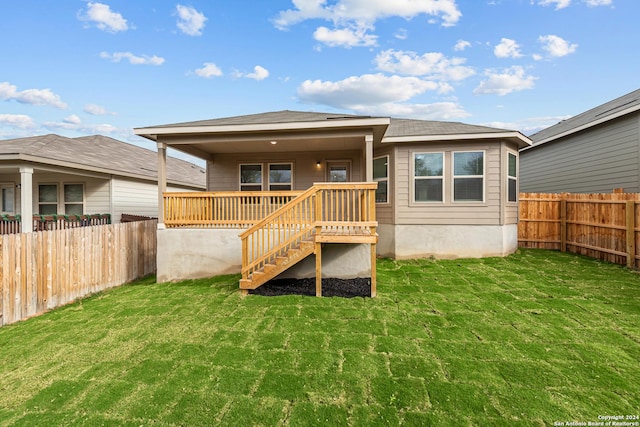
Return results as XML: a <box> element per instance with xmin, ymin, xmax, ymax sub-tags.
<box><xmin>134</xmin><ymin>117</ymin><xmax>391</xmax><ymax>139</ymax></box>
<box><xmin>523</xmin><ymin>103</ymin><xmax>640</xmax><ymax>152</ymax></box>
<box><xmin>383</xmin><ymin>131</ymin><xmax>532</xmax><ymax>148</ymax></box>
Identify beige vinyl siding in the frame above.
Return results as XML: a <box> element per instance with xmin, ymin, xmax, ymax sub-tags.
<box><xmin>111</xmin><ymin>178</ymin><xmax>159</xmax><ymax>220</ymax></box>
<box><xmin>32</xmin><ymin>172</ymin><xmax>110</xmax><ymax>216</ymax></box>
<box><xmin>520</xmin><ymin>113</ymin><xmax>640</xmax><ymax>193</ymax></box>
<box><xmin>374</xmin><ymin>147</ymin><xmax>394</xmax><ymax>224</ymax></box>
<box><xmin>207</xmin><ymin>150</ymin><xmax>364</xmax><ymax>191</ymax></box>
<box><xmin>394</xmin><ymin>142</ymin><xmax>502</xmax><ymax>225</ymax></box>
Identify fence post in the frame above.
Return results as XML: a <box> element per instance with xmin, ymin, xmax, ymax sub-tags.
<box><xmin>560</xmin><ymin>199</ymin><xmax>567</xmax><ymax>253</ymax></box>
<box><xmin>626</xmin><ymin>200</ymin><xmax>636</xmax><ymax>268</ymax></box>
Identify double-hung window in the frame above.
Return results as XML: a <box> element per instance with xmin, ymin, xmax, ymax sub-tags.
<box><xmin>453</xmin><ymin>151</ymin><xmax>484</xmax><ymax>202</ymax></box>
<box><xmin>38</xmin><ymin>184</ymin><xmax>58</xmax><ymax>214</ymax></box>
<box><xmin>373</xmin><ymin>156</ymin><xmax>389</xmax><ymax>203</ymax></box>
<box><xmin>268</xmin><ymin>163</ymin><xmax>292</xmax><ymax>191</ymax></box>
<box><xmin>1</xmin><ymin>183</ymin><xmax>14</xmax><ymax>214</ymax></box>
<box><xmin>64</xmin><ymin>184</ymin><xmax>84</xmax><ymax>215</ymax></box>
<box><xmin>508</xmin><ymin>152</ymin><xmax>517</xmax><ymax>202</ymax></box>
<box><xmin>413</xmin><ymin>152</ymin><xmax>444</xmax><ymax>202</ymax></box>
<box><xmin>240</xmin><ymin>164</ymin><xmax>263</xmax><ymax>191</ymax></box>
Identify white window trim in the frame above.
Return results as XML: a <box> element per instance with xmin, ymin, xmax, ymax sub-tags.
<box><xmin>411</xmin><ymin>151</ymin><xmax>445</xmax><ymax>204</ymax></box>
<box><xmin>452</xmin><ymin>150</ymin><xmax>485</xmax><ymax>203</ymax></box>
<box><xmin>267</xmin><ymin>162</ymin><xmax>294</xmax><ymax>191</ymax></box>
<box><xmin>239</xmin><ymin>163</ymin><xmax>263</xmax><ymax>192</ymax></box>
<box><xmin>63</xmin><ymin>183</ymin><xmax>85</xmax><ymax>215</ymax></box>
<box><xmin>373</xmin><ymin>155</ymin><xmax>390</xmax><ymax>204</ymax></box>
<box><xmin>507</xmin><ymin>151</ymin><xmax>518</xmax><ymax>204</ymax></box>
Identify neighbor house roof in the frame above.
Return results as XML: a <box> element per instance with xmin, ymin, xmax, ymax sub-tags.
<box><xmin>525</xmin><ymin>88</ymin><xmax>640</xmax><ymax>150</ymax></box>
<box><xmin>0</xmin><ymin>134</ymin><xmax>206</xmax><ymax>189</ymax></box>
<box><xmin>135</xmin><ymin>110</ymin><xmax>531</xmax><ymax>149</ymax></box>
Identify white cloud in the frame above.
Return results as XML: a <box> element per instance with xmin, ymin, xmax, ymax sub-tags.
<box><xmin>0</xmin><ymin>114</ymin><xmax>36</xmax><ymax>129</ymax></box>
<box><xmin>494</xmin><ymin>38</ymin><xmax>523</xmax><ymax>58</ymax></box>
<box><xmin>483</xmin><ymin>114</ymin><xmax>572</xmax><ymax>135</ymax></box>
<box><xmin>313</xmin><ymin>25</ymin><xmax>377</xmax><ymax>47</ymax></box>
<box><xmin>394</xmin><ymin>28</ymin><xmax>408</xmax><ymax>40</ymax></box>
<box><xmin>274</xmin><ymin>0</ymin><xmax>462</xmax><ymax>29</ymax></box>
<box><xmin>374</xmin><ymin>49</ymin><xmax>475</xmax><ymax>81</ymax></box>
<box><xmin>100</xmin><ymin>52</ymin><xmax>165</xmax><ymax>65</ymax></box>
<box><xmin>584</xmin><ymin>0</ymin><xmax>612</xmax><ymax>6</ymax></box>
<box><xmin>537</xmin><ymin>0</ymin><xmax>572</xmax><ymax>9</ymax></box>
<box><xmin>473</xmin><ymin>66</ymin><xmax>537</xmax><ymax>96</ymax></box>
<box><xmin>355</xmin><ymin>101</ymin><xmax>471</xmax><ymax>120</ymax></box>
<box><xmin>245</xmin><ymin>66</ymin><xmax>270</xmax><ymax>81</ymax></box>
<box><xmin>79</xmin><ymin>2</ymin><xmax>129</xmax><ymax>32</ymax></box>
<box><xmin>192</xmin><ymin>63</ymin><xmax>223</xmax><ymax>78</ymax></box>
<box><xmin>0</xmin><ymin>82</ymin><xmax>67</xmax><ymax>109</ymax></box>
<box><xmin>43</xmin><ymin>116</ymin><xmax>118</xmax><ymax>135</ymax></box>
<box><xmin>538</xmin><ymin>35</ymin><xmax>578</xmax><ymax>58</ymax></box>
<box><xmin>84</xmin><ymin>104</ymin><xmax>115</xmax><ymax>115</ymax></box>
<box><xmin>454</xmin><ymin>40</ymin><xmax>471</xmax><ymax>51</ymax></box>
<box><xmin>176</xmin><ymin>5</ymin><xmax>207</xmax><ymax>36</ymax></box>
<box><xmin>297</xmin><ymin>73</ymin><xmax>450</xmax><ymax>110</ymax></box>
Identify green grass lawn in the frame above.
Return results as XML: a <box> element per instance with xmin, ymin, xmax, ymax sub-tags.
<box><xmin>0</xmin><ymin>249</ymin><xmax>638</xmax><ymax>426</ymax></box>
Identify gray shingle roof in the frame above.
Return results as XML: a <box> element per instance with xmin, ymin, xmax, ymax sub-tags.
<box><xmin>0</xmin><ymin>134</ymin><xmax>206</xmax><ymax>188</ymax></box>
<box><xmin>386</xmin><ymin>118</ymin><xmax>510</xmax><ymax>138</ymax></box>
<box><xmin>137</xmin><ymin>110</ymin><xmax>381</xmax><ymax>129</ymax></box>
<box><xmin>530</xmin><ymin>88</ymin><xmax>640</xmax><ymax>143</ymax></box>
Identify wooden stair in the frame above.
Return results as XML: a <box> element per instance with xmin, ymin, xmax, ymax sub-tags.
<box><xmin>239</xmin><ymin>240</ymin><xmax>315</xmax><ymax>290</ymax></box>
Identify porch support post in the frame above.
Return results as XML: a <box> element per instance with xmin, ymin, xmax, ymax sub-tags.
<box><xmin>19</xmin><ymin>167</ymin><xmax>33</xmax><ymax>233</ymax></box>
<box><xmin>365</xmin><ymin>134</ymin><xmax>374</xmax><ymax>182</ymax></box>
<box><xmin>157</xmin><ymin>142</ymin><xmax>167</xmax><ymax>229</ymax></box>
<box><xmin>315</xmin><ymin>242</ymin><xmax>322</xmax><ymax>297</ymax></box>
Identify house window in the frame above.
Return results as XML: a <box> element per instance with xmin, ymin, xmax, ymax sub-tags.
<box><xmin>1</xmin><ymin>184</ymin><xmax>14</xmax><ymax>213</ymax></box>
<box><xmin>240</xmin><ymin>164</ymin><xmax>262</xmax><ymax>191</ymax></box>
<box><xmin>373</xmin><ymin>156</ymin><xmax>389</xmax><ymax>203</ymax></box>
<box><xmin>64</xmin><ymin>184</ymin><xmax>84</xmax><ymax>215</ymax></box>
<box><xmin>508</xmin><ymin>152</ymin><xmax>517</xmax><ymax>202</ymax></box>
<box><xmin>38</xmin><ymin>184</ymin><xmax>58</xmax><ymax>215</ymax></box>
<box><xmin>453</xmin><ymin>151</ymin><xmax>484</xmax><ymax>202</ymax></box>
<box><xmin>413</xmin><ymin>152</ymin><xmax>444</xmax><ymax>202</ymax></box>
<box><xmin>268</xmin><ymin>163</ymin><xmax>292</xmax><ymax>191</ymax></box>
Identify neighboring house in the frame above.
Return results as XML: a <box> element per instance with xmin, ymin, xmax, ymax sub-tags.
<box><xmin>520</xmin><ymin>88</ymin><xmax>640</xmax><ymax>193</ymax></box>
<box><xmin>0</xmin><ymin>134</ymin><xmax>206</xmax><ymax>232</ymax></box>
<box><xmin>135</xmin><ymin>110</ymin><xmax>531</xmax><ymax>289</ymax></box>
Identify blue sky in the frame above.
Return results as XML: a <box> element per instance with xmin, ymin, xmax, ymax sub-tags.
<box><xmin>0</xmin><ymin>0</ymin><xmax>637</xmax><ymax>162</ymax></box>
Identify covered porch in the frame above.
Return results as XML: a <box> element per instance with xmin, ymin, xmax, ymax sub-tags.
<box><xmin>134</xmin><ymin>111</ymin><xmax>389</xmax><ymax>296</ymax></box>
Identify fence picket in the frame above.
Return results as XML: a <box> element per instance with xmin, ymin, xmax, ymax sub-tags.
<box><xmin>0</xmin><ymin>220</ymin><xmax>157</xmax><ymax>327</ymax></box>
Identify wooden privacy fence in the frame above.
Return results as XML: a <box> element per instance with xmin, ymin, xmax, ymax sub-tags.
<box><xmin>0</xmin><ymin>219</ymin><xmax>157</xmax><ymax>327</ymax></box>
<box><xmin>518</xmin><ymin>192</ymin><xmax>639</xmax><ymax>268</ymax></box>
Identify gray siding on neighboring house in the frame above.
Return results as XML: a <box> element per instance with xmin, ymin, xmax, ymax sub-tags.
<box><xmin>393</xmin><ymin>141</ymin><xmax>507</xmax><ymax>226</ymax></box>
<box><xmin>207</xmin><ymin>150</ymin><xmax>364</xmax><ymax>191</ymax></box>
<box><xmin>520</xmin><ymin>113</ymin><xmax>640</xmax><ymax>193</ymax></box>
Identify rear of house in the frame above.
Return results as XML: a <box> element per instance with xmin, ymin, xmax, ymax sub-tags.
<box><xmin>135</xmin><ymin>110</ymin><xmax>531</xmax><ymax>288</ymax></box>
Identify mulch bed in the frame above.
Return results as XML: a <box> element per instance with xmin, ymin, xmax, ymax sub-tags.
<box><xmin>249</xmin><ymin>277</ymin><xmax>371</xmax><ymax>298</ymax></box>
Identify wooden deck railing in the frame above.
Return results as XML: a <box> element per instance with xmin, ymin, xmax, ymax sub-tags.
<box><xmin>163</xmin><ymin>191</ymin><xmax>303</xmax><ymax>228</ymax></box>
<box><xmin>1</xmin><ymin>214</ymin><xmax>111</xmax><ymax>235</ymax></box>
<box><xmin>239</xmin><ymin>183</ymin><xmax>377</xmax><ymax>281</ymax></box>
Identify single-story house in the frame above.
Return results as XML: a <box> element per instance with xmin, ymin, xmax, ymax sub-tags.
<box><xmin>134</xmin><ymin>110</ymin><xmax>531</xmax><ymax>294</ymax></box>
<box><xmin>520</xmin><ymin>88</ymin><xmax>640</xmax><ymax>193</ymax></box>
<box><xmin>0</xmin><ymin>134</ymin><xmax>206</xmax><ymax>232</ymax></box>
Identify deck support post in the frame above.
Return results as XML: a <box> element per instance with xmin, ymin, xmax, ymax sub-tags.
<box><xmin>315</xmin><ymin>242</ymin><xmax>322</xmax><ymax>297</ymax></box>
<box><xmin>371</xmin><ymin>242</ymin><xmax>377</xmax><ymax>298</ymax></box>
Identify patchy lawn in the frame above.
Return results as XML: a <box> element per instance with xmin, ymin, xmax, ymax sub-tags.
<box><xmin>0</xmin><ymin>249</ymin><xmax>638</xmax><ymax>426</ymax></box>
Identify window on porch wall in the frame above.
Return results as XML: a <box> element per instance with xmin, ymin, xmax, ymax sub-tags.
<box><xmin>1</xmin><ymin>184</ymin><xmax>14</xmax><ymax>213</ymax></box>
<box><xmin>38</xmin><ymin>184</ymin><xmax>58</xmax><ymax>214</ymax></box>
<box><xmin>268</xmin><ymin>163</ymin><xmax>292</xmax><ymax>191</ymax></box>
<box><xmin>240</xmin><ymin>164</ymin><xmax>262</xmax><ymax>191</ymax></box>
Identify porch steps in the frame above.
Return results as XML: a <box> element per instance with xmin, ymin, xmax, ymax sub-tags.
<box><xmin>239</xmin><ymin>240</ymin><xmax>315</xmax><ymax>290</ymax></box>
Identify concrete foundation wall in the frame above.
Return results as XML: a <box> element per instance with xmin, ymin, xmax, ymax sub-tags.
<box><xmin>378</xmin><ymin>224</ymin><xmax>518</xmax><ymax>259</ymax></box>
<box><xmin>157</xmin><ymin>229</ymin><xmax>371</xmax><ymax>282</ymax></box>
